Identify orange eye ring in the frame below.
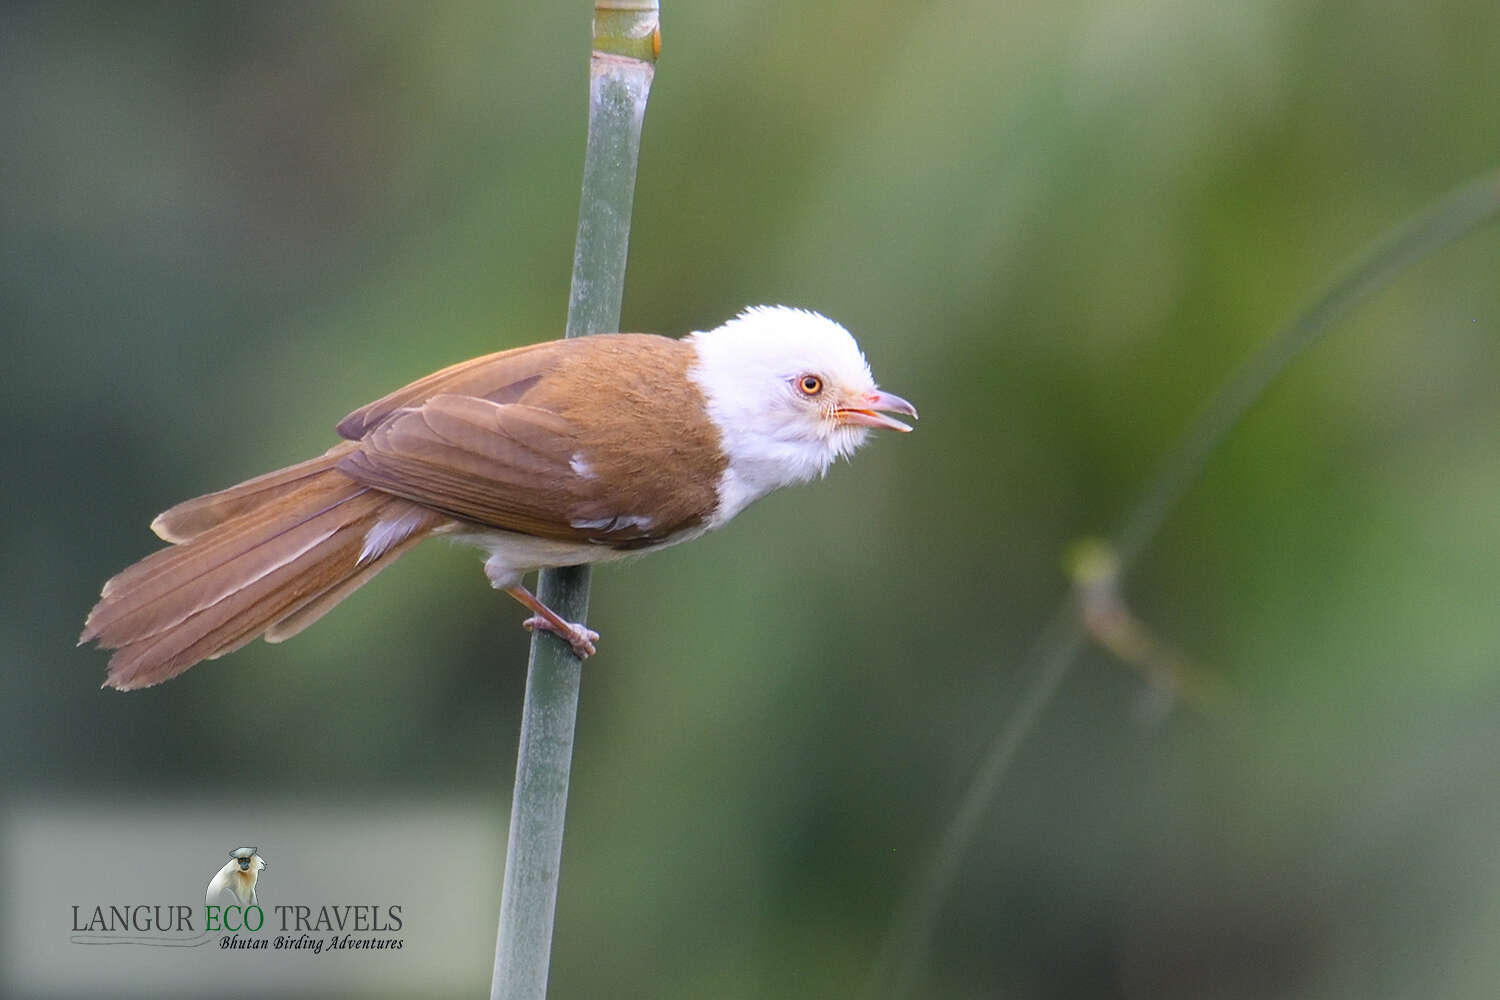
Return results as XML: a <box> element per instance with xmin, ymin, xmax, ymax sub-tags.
<box><xmin>798</xmin><ymin>374</ymin><xmax>823</xmax><ymax>396</ymax></box>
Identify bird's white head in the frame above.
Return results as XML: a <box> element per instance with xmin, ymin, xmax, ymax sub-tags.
<box><xmin>688</xmin><ymin>306</ymin><xmax>917</xmax><ymax>525</ymax></box>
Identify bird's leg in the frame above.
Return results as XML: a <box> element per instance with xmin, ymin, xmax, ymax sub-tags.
<box><xmin>503</xmin><ymin>585</ymin><xmax>599</xmax><ymax>659</ymax></box>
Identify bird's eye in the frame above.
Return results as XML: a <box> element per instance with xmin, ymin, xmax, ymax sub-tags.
<box><xmin>798</xmin><ymin>374</ymin><xmax>823</xmax><ymax>396</ymax></box>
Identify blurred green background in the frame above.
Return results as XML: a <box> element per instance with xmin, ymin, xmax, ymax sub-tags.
<box><xmin>6</xmin><ymin>1</ymin><xmax>1500</xmax><ymax>997</ymax></box>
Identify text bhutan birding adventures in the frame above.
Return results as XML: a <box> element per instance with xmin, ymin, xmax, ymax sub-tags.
<box><xmin>81</xmin><ymin>306</ymin><xmax>917</xmax><ymax>689</ymax></box>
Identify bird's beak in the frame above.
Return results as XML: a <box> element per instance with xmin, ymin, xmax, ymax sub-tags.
<box><xmin>835</xmin><ymin>389</ymin><xmax>918</xmax><ymax>432</ymax></box>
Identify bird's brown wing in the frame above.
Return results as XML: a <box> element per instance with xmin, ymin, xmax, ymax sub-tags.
<box><xmin>339</xmin><ymin>394</ymin><xmax>633</xmax><ymax>544</ymax></box>
<box><xmin>336</xmin><ymin>340</ymin><xmax>566</xmax><ymax>440</ymax></box>
<box><xmin>336</xmin><ymin>336</ymin><xmax>727</xmax><ymax>547</ymax></box>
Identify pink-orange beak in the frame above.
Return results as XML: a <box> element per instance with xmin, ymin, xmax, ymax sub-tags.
<box><xmin>835</xmin><ymin>389</ymin><xmax>918</xmax><ymax>432</ymax></box>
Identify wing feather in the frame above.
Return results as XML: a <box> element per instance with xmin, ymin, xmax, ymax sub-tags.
<box><xmin>339</xmin><ymin>396</ymin><xmax>620</xmax><ymax>543</ymax></box>
<box><xmin>335</xmin><ymin>335</ymin><xmax>727</xmax><ymax>548</ymax></box>
<box><xmin>336</xmin><ymin>343</ymin><xmax>562</xmax><ymax>440</ymax></box>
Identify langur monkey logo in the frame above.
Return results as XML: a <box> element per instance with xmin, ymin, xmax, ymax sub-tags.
<box><xmin>68</xmin><ymin>845</ymin><xmax>267</xmax><ymax>947</ymax></box>
<box><xmin>206</xmin><ymin>846</ymin><xmax>267</xmax><ymax>907</ymax></box>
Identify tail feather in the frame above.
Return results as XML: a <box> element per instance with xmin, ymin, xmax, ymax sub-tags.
<box><xmin>85</xmin><ymin>485</ymin><xmax>373</xmax><ymax>645</ymax></box>
<box><xmin>92</xmin><ymin>490</ymin><xmax>383</xmax><ymax>655</ymax></box>
<box><xmin>103</xmin><ymin>495</ymin><xmax>386</xmax><ymax>687</ymax></box>
<box><xmin>263</xmin><ymin>526</ymin><xmax>431</xmax><ymax>643</ymax></box>
<box><xmin>82</xmin><ymin>455</ymin><xmax>439</xmax><ymax>690</ymax></box>
<box><xmin>97</xmin><ymin>448</ymin><xmax>361</xmax><ymax>604</ymax></box>
<box><xmin>150</xmin><ymin>442</ymin><xmax>360</xmax><ymax>544</ymax></box>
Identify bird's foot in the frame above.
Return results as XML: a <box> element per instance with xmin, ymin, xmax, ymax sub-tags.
<box><xmin>503</xmin><ymin>584</ymin><xmax>599</xmax><ymax>659</ymax></box>
<box><xmin>521</xmin><ymin>616</ymin><xmax>599</xmax><ymax>659</ymax></box>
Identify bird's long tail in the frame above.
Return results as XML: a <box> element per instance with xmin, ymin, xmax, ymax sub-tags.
<box><xmin>80</xmin><ymin>443</ymin><xmax>443</xmax><ymax>690</ymax></box>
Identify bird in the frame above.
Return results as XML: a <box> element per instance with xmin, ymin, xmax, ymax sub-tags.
<box><xmin>80</xmin><ymin>306</ymin><xmax>917</xmax><ymax>690</ymax></box>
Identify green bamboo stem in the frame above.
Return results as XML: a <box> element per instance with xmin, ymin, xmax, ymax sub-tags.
<box><xmin>869</xmin><ymin>167</ymin><xmax>1500</xmax><ymax>999</ymax></box>
<box><xmin>490</xmin><ymin>5</ymin><xmax>659</xmax><ymax>999</ymax></box>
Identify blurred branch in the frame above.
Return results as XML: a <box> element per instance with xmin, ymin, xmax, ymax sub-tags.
<box><xmin>1066</xmin><ymin>537</ymin><xmax>1228</xmax><ymax>715</ymax></box>
<box><xmin>868</xmin><ymin>167</ymin><xmax>1500</xmax><ymax>999</ymax></box>
<box><xmin>490</xmin><ymin>5</ymin><xmax>659</xmax><ymax>999</ymax></box>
